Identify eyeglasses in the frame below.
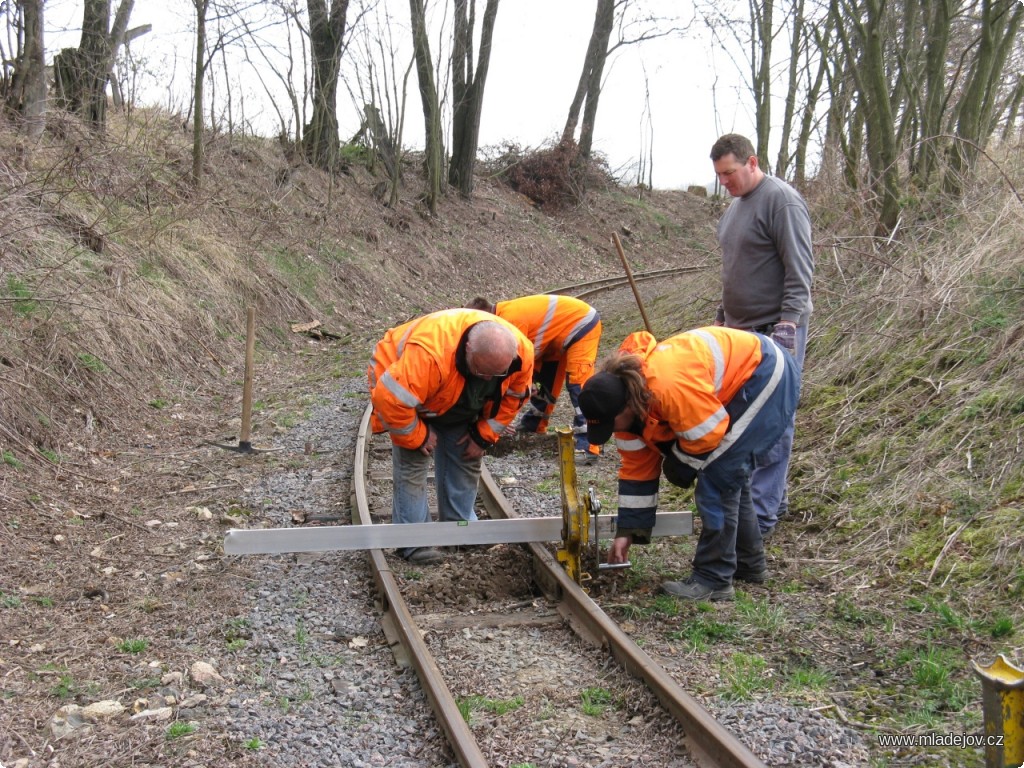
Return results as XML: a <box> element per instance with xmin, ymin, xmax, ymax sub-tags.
<box><xmin>468</xmin><ymin>361</ymin><xmax>510</xmax><ymax>379</ymax></box>
<box><xmin>466</xmin><ymin>347</ymin><xmax>511</xmax><ymax>379</ymax></box>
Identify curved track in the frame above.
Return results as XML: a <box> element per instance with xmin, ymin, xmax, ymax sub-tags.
<box><xmin>354</xmin><ymin>268</ymin><xmax>766</xmax><ymax>768</ymax></box>
<box><xmin>549</xmin><ymin>265</ymin><xmax>710</xmax><ymax>300</ymax></box>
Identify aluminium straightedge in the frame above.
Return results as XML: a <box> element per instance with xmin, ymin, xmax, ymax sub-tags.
<box><xmin>223</xmin><ymin>512</ymin><xmax>692</xmax><ymax>555</ymax></box>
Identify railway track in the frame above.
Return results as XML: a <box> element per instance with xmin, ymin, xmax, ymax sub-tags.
<box><xmin>224</xmin><ymin>269</ymin><xmax>770</xmax><ymax>766</ymax></box>
<box><xmin>354</xmin><ymin>405</ymin><xmax>767</xmax><ymax>767</ymax></box>
<box><xmin>548</xmin><ymin>265</ymin><xmax>710</xmax><ymax>301</ymax></box>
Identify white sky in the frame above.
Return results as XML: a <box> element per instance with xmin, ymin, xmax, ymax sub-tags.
<box><xmin>43</xmin><ymin>1</ymin><xmax>757</xmax><ymax>190</ymax></box>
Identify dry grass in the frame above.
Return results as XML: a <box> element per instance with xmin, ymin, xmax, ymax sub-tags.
<box><xmin>800</xmin><ymin>167</ymin><xmax>1024</xmax><ymax>601</ymax></box>
<box><xmin>1</xmin><ymin>105</ymin><xmax>1021</xmax><ymax>767</ymax></box>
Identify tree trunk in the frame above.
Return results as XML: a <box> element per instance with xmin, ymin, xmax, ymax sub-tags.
<box><xmin>561</xmin><ymin>0</ymin><xmax>614</xmax><ymax>160</ymax></box>
<box><xmin>304</xmin><ymin>0</ymin><xmax>351</xmax><ymax>170</ymax></box>
<box><xmin>915</xmin><ymin>0</ymin><xmax>953</xmax><ymax>187</ymax></box>
<box><xmin>775</xmin><ymin>0</ymin><xmax>805</xmax><ymax>179</ymax></box>
<box><xmin>105</xmin><ymin>0</ymin><xmax>137</xmax><ymax>109</ymax></box>
<box><xmin>749</xmin><ymin>0</ymin><xmax>774</xmax><ymax>172</ymax></box>
<box><xmin>944</xmin><ymin>0</ymin><xmax>1023</xmax><ymax>194</ymax></box>
<box><xmin>833</xmin><ymin>0</ymin><xmax>900</xmax><ymax>234</ymax></box>
<box><xmin>5</xmin><ymin>0</ymin><xmax>47</xmax><ymax>138</ymax></box>
<box><xmin>448</xmin><ymin>0</ymin><xmax>500</xmax><ymax>198</ymax></box>
<box><xmin>793</xmin><ymin>22</ymin><xmax>828</xmax><ymax>184</ymax></box>
<box><xmin>51</xmin><ymin>0</ymin><xmax>136</xmax><ymax>130</ymax></box>
<box><xmin>409</xmin><ymin>0</ymin><xmax>444</xmax><ymax>214</ymax></box>
<box><xmin>192</xmin><ymin>0</ymin><xmax>209</xmax><ymax>188</ymax></box>
<box><xmin>576</xmin><ymin>0</ymin><xmax>615</xmax><ymax>159</ymax></box>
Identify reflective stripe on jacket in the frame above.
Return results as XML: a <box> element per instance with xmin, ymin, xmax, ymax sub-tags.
<box><xmin>368</xmin><ymin>308</ymin><xmax>534</xmax><ymax>450</ymax></box>
<box><xmin>614</xmin><ymin>328</ymin><xmax>799</xmax><ymax>531</ymax></box>
<box><xmin>495</xmin><ymin>295</ymin><xmax>600</xmax><ymax>362</ymax></box>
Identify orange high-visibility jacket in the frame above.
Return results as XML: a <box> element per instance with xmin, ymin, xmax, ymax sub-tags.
<box><xmin>494</xmin><ymin>294</ymin><xmax>600</xmax><ymax>363</ymax></box>
<box><xmin>615</xmin><ymin>328</ymin><xmax>763</xmax><ymax>482</ymax></box>
<box><xmin>368</xmin><ymin>308</ymin><xmax>534</xmax><ymax>451</ymax></box>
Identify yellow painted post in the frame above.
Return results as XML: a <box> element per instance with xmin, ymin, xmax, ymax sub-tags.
<box><xmin>973</xmin><ymin>654</ymin><xmax>1024</xmax><ymax>767</ymax></box>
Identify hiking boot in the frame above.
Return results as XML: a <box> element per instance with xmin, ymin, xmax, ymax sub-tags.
<box><xmin>662</xmin><ymin>577</ymin><xmax>734</xmax><ymax>602</ymax></box>
<box><xmin>760</xmin><ymin>526</ymin><xmax>776</xmax><ymax>541</ymax></box>
<box><xmin>404</xmin><ymin>547</ymin><xmax>444</xmax><ymax>565</ymax></box>
<box><xmin>734</xmin><ymin>569</ymin><xmax>767</xmax><ymax>584</ymax></box>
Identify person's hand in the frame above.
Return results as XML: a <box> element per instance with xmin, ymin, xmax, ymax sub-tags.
<box><xmin>772</xmin><ymin>322</ymin><xmax>797</xmax><ymax>353</ymax></box>
<box><xmin>457</xmin><ymin>432</ymin><xmax>488</xmax><ymax>460</ymax></box>
<box><xmin>607</xmin><ymin>535</ymin><xmax>631</xmax><ymax>564</ymax></box>
<box><xmin>419</xmin><ymin>427</ymin><xmax>438</xmax><ymax>456</ymax></box>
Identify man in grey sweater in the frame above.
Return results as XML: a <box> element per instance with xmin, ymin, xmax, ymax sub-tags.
<box><xmin>710</xmin><ymin>133</ymin><xmax>814</xmax><ymax>537</ymax></box>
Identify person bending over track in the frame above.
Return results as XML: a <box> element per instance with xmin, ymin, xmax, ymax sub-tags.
<box><xmin>578</xmin><ymin>327</ymin><xmax>799</xmax><ymax>600</ymax></box>
<box><xmin>368</xmin><ymin>309</ymin><xmax>534</xmax><ymax>565</ymax></box>
<box><xmin>467</xmin><ymin>294</ymin><xmax>603</xmax><ymax>458</ymax></box>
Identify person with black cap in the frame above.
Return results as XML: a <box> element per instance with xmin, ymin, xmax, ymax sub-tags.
<box><xmin>578</xmin><ymin>326</ymin><xmax>800</xmax><ymax>600</ymax></box>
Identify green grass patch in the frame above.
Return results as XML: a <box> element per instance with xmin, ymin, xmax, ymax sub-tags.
<box><xmin>734</xmin><ymin>593</ymin><xmax>786</xmax><ymax>633</ymax></box>
<box><xmin>720</xmin><ymin>652</ymin><xmax>771</xmax><ymax>700</ymax></box>
<box><xmin>457</xmin><ymin>694</ymin><xmax>525</xmax><ymax>723</ymax></box>
<box><xmin>892</xmin><ymin>644</ymin><xmax>974</xmax><ymax>725</ymax></box>
<box><xmin>580</xmin><ymin>686</ymin><xmax>615</xmax><ymax>716</ymax></box>
<box><xmin>51</xmin><ymin>673</ymin><xmax>79</xmax><ymax>699</ymax></box>
<box><xmin>117</xmin><ymin>638</ymin><xmax>149</xmax><ymax>654</ymax></box>
<box><xmin>267</xmin><ymin>246</ymin><xmax>325</xmax><ymax>302</ymax></box>
<box><xmin>784</xmin><ymin>665</ymin><xmax>833</xmax><ymax>694</ymax></box>
<box><xmin>76</xmin><ymin>353</ymin><xmax>107</xmax><ymax>373</ymax></box>
<box><xmin>166</xmin><ymin>721</ymin><xmax>197</xmax><ymax>739</ymax></box>
<box><xmin>6</xmin><ymin>276</ymin><xmax>39</xmax><ymax>317</ymax></box>
<box><xmin>669</xmin><ymin>614</ymin><xmax>739</xmax><ymax>651</ymax></box>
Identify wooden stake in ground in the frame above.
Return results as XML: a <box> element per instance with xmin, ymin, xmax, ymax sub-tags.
<box><xmin>204</xmin><ymin>307</ymin><xmax>280</xmax><ymax>455</ymax></box>
<box><xmin>611</xmin><ymin>232</ymin><xmax>653</xmax><ymax>334</ymax></box>
<box><xmin>239</xmin><ymin>306</ymin><xmax>256</xmax><ymax>451</ymax></box>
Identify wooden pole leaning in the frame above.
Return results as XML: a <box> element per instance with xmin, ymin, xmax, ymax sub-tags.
<box><xmin>611</xmin><ymin>231</ymin><xmax>654</xmax><ymax>334</ymax></box>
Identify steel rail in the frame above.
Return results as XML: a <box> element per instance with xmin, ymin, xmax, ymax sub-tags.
<box><xmin>477</xmin><ymin>471</ymin><xmax>767</xmax><ymax>768</ymax></box>
<box><xmin>547</xmin><ymin>265</ymin><xmax>710</xmax><ymax>297</ymax></box>
<box><xmin>352</xmin><ymin>405</ymin><xmax>489</xmax><ymax>768</ymax></box>
<box><xmin>356</xmin><ymin>401</ymin><xmax>767</xmax><ymax>768</ymax></box>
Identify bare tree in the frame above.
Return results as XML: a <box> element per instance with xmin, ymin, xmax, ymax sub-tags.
<box><xmin>448</xmin><ymin>0</ymin><xmax>499</xmax><ymax>198</ymax></box>
<box><xmin>564</xmin><ymin>0</ymin><xmax>686</xmax><ymax>162</ymax></box>
<box><xmin>304</xmin><ymin>0</ymin><xmax>351</xmax><ymax>169</ymax></box>
<box><xmin>53</xmin><ymin>0</ymin><xmax>136</xmax><ymax>130</ymax></box>
<box><xmin>192</xmin><ymin>0</ymin><xmax>210</xmax><ymax>187</ymax></box>
<box><xmin>236</xmin><ymin>1</ymin><xmax>311</xmax><ymax>149</ymax></box>
<box><xmin>409</xmin><ymin>0</ymin><xmax>444</xmax><ymax>214</ymax></box>
<box><xmin>345</xmin><ymin>1</ymin><xmax>412</xmax><ymax>207</ymax></box>
<box><xmin>4</xmin><ymin>0</ymin><xmax>47</xmax><ymax>138</ymax></box>
<box><xmin>943</xmin><ymin>0</ymin><xmax>1023</xmax><ymax>194</ymax></box>
<box><xmin>748</xmin><ymin>0</ymin><xmax>774</xmax><ymax>170</ymax></box>
<box><xmin>561</xmin><ymin>0</ymin><xmax>614</xmax><ymax>159</ymax></box>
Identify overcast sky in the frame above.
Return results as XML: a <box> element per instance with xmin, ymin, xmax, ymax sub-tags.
<box><xmin>43</xmin><ymin>1</ymin><xmax>756</xmax><ymax>190</ymax></box>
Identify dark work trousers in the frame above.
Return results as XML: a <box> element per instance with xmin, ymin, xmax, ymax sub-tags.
<box><xmin>690</xmin><ymin>473</ymin><xmax>765</xmax><ymax>589</ymax></box>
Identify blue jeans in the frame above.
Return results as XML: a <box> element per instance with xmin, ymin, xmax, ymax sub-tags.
<box><xmin>691</xmin><ymin>473</ymin><xmax>765</xmax><ymax>589</ymax></box>
<box><xmin>751</xmin><ymin>323</ymin><xmax>807</xmax><ymax>533</ymax></box>
<box><xmin>391</xmin><ymin>423</ymin><xmax>481</xmax><ymax>558</ymax></box>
